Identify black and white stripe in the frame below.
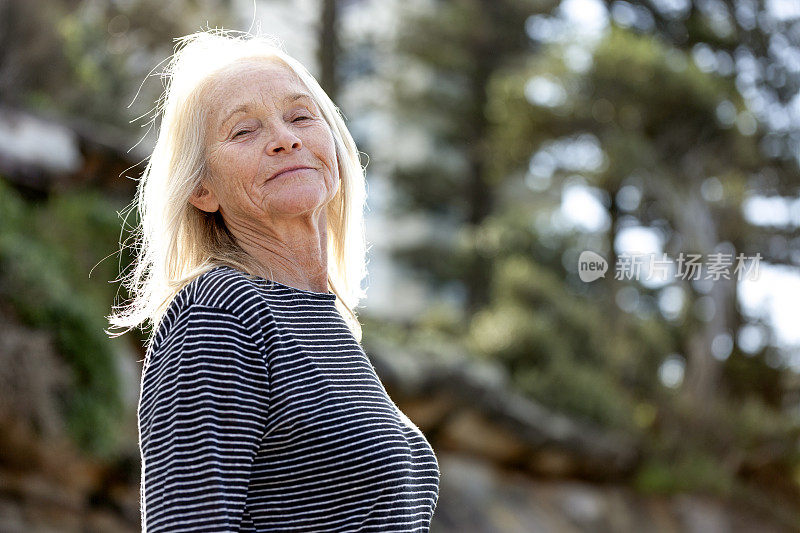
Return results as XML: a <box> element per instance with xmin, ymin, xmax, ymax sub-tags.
<box><xmin>138</xmin><ymin>265</ymin><xmax>440</xmax><ymax>532</ymax></box>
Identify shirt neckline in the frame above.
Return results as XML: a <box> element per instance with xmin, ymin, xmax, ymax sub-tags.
<box><xmin>217</xmin><ymin>265</ymin><xmax>337</xmax><ymax>300</ymax></box>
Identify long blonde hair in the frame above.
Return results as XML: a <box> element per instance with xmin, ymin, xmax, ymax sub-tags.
<box><xmin>107</xmin><ymin>29</ymin><xmax>368</xmax><ymax>344</ymax></box>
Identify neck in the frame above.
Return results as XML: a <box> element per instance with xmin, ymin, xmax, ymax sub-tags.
<box><xmin>225</xmin><ymin>211</ymin><xmax>329</xmax><ymax>293</ymax></box>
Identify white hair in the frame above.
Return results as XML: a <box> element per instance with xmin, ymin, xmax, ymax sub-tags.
<box><xmin>107</xmin><ymin>29</ymin><xmax>369</xmax><ymax>344</ymax></box>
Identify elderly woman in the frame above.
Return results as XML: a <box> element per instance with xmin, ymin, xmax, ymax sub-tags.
<box><xmin>108</xmin><ymin>30</ymin><xmax>440</xmax><ymax>532</ymax></box>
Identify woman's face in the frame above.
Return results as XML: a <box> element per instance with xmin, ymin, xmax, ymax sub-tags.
<box><xmin>192</xmin><ymin>58</ymin><xmax>339</xmax><ymax>229</ymax></box>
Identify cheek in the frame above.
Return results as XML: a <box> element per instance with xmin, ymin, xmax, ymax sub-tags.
<box><xmin>209</xmin><ymin>146</ymin><xmax>260</xmax><ymax>187</ymax></box>
<box><xmin>217</xmin><ymin>146</ymin><xmax>251</xmax><ymax>172</ymax></box>
<box><xmin>316</xmin><ymin>129</ymin><xmax>338</xmax><ymax>176</ymax></box>
<box><xmin>206</xmin><ymin>146</ymin><xmax>228</xmax><ymax>180</ymax></box>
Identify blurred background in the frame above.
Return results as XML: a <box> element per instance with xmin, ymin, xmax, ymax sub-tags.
<box><xmin>1</xmin><ymin>0</ymin><xmax>800</xmax><ymax>531</ymax></box>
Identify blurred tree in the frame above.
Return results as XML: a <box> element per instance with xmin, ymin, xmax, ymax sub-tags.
<box><xmin>385</xmin><ymin>0</ymin><xmax>800</xmax><ymax>508</ymax></box>
<box><xmin>0</xmin><ymin>0</ymin><xmax>237</xmax><ymax>130</ymax></box>
<box><xmin>0</xmin><ymin>177</ymin><xmax>134</xmax><ymax>457</ymax></box>
<box><xmin>390</xmin><ymin>0</ymin><xmax>800</xmax><ymax>422</ymax></box>
<box><xmin>318</xmin><ymin>0</ymin><xmax>341</xmax><ymax>99</ymax></box>
<box><xmin>388</xmin><ymin>0</ymin><xmax>559</xmax><ymax>316</ymax></box>
<box><xmin>482</xmin><ymin>6</ymin><xmax>800</xmax><ymax>506</ymax></box>
<box><xmin>528</xmin><ymin>1</ymin><xmax>800</xmax><ymax>418</ymax></box>
<box><xmin>0</xmin><ymin>1</ymin><xmax>71</xmax><ymax>108</ymax></box>
<box><xmin>491</xmin><ymin>23</ymin><xmax>768</xmax><ymax>419</ymax></box>
<box><xmin>597</xmin><ymin>0</ymin><xmax>800</xmax><ymax>173</ymax></box>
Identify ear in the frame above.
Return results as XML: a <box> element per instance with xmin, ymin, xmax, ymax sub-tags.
<box><xmin>188</xmin><ymin>182</ymin><xmax>220</xmax><ymax>213</ymax></box>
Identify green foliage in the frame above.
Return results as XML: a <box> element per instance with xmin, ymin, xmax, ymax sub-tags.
<box><xmin>696</xmin><ymin>394</ymin><xmax>800</xmax><ymax>461</ymax></box>
<box><xmin>515</xmin><ymin>361</ymin><xmax>638</xmax><ymax>432</ymax></box>
<box><xmin>722</xmin><ymin>348</ymin><xmax>785</xmax><ymax>407</ymax></box>
<box><xmin>470</xmin><ymin>18</ymin><xmax>800</xmax><ymax>502</ymax></box>
<box><xmin>470</xmin><ymin>301</ymin><xmax>569</xmax><ymax>367</ymax></box>
<box><xmin>466</xmin><ymin>254</ymin><xmax>674</xmax><ymax>431</ymax></box>
<box><xmin>390</xmin><ymin>0</ymin><xmax>800</xmax><ymax>508</ymax></box>
<box><xmin>731</xmin><ymin>396</ymin><xmax>800</xmax><ymax>450</ymax></box>
<box><xmin>634</xmin><ymin>447</ymin><xmax>736</xmax><ymax>496</ymax></box>
<box><xmin>632</xmin><ymin>389</ymin><xmax>800</xmax><ymax>509</ymax></box>
<box><xmin>2</xmin><ymin>0</ymin><xmax>237</xmax><ymax>128</ymax></box>
<box><xmin>0</xmin><ymin>178</ymin><xmax>129</xmax><ymax>458</ymax></box>
<box><xmin>56</xmin><ymin>11</ymin><xmax>130</xmax><ymax>123</ymax></box>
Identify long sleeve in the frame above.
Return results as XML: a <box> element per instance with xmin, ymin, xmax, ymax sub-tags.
<box><xmin>138</xmin><ymin>303</ymin><xmax>270</xmax><ymax>533</ymax></box>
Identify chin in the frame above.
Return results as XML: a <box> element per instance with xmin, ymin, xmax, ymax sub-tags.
<box><xmin>267</xmin><ymin>190</ymin><xmax>329</xmax><ymax>214</ymax></box>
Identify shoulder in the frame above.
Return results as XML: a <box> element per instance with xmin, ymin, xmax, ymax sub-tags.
<box><xmin>152</xmin><ymin>265</ymin><xmax>269</xmax><ymax>351</ymax></box>
<box><xmin>185</xmin><ymin>264</ymin><xmax>264</xmax><ymax>313</ymax></box>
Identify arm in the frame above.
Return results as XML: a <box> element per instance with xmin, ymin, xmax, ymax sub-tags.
<box><xmin>139</xmin><ymin>303</ymin><xmax>269</xmax><ymax>533</ymax></box>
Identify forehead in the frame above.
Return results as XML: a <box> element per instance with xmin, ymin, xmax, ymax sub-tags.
<box><xmin>203</xmin><ymin>58</ymin><xmax>310</xmax><ymax>120</ymax></box>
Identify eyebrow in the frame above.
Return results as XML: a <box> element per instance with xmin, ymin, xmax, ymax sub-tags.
<box><xmin>219</xmin><ymin>92</ymin><xmax>315</xmax><ymax>129</ymax></box>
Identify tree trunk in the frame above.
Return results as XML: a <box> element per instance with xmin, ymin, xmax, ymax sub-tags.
<box><xmin>317</xmin><ymin>0</ymin><xmax>339</xmax><ymax>100</ymax></box>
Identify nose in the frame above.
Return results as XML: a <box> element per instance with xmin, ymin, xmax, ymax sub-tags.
<box><xmin>266</xmin><ymin>122</ymin><xmax>302</xmax><ymax>154</ymax></box>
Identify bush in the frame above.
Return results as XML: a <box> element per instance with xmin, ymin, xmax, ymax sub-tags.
<box><xmin>0</xmin><ymin>178</ymin><xmax>129</xmax><ymax>458</ymax></box>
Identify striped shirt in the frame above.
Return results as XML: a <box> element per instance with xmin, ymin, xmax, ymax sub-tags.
<box><xmin>137</xmin><ymin>265</ymin><xmax>440</xmax><ymax>532</ymax></box>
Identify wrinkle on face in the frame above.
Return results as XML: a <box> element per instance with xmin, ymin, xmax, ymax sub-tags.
<box><xmin>192</xmin><ymin>57</ymin><xmax>339</xmax><ymax>283</ymax></box>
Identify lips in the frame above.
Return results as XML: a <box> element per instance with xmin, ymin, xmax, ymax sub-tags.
<box><xmin>269</xmin><ymin>165</ymin><xmax>313</xmax><ymax>181</ymax></box>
